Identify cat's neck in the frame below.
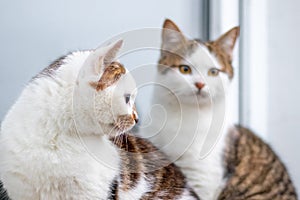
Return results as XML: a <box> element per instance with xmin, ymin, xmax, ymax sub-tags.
<box><xmin>2</xmin><ymin>73</ymin><xmax>120</xmax><ymax>162</ymax></box>
<box><xmin>145</xmin><ymin>85</ymin><xmax>230</xmax><ymax>200</ymax></box>
<box><xmin>148</xmin><ymin>86</ymin><xmax>230</xmax><ymax>159</ymax></box>
<box><xmin>1</xmin><ymin>76</ymin><xmax>120</xmax><ymax>199</ymax></box>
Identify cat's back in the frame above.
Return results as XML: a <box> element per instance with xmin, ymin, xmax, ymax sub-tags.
<box><xmin>219</xmin><ymin>125</ymin><xmax>297</xmax><ymax>200</ymax></box>
<box><xmin>111</xmin><ymin>134</ymin><xmax>199</xmax><ymax>200</ymax></box>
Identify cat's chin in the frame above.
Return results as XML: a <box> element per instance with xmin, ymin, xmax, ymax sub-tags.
<box><xmin>176</xmin><ymin>90</ymin><xmax>211</xmax><ymax>106</ymax></box>
<box><xmin>113</xmin><ymin>127</ymin><xmax>132</xmax><ymax>136</ymax></box>
<box><xmin>105</xmin><ymin>123</ymin><xmax>134</xmax><ymax>138</ymax></box>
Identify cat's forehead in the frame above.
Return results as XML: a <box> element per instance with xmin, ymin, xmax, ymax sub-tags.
<box><xmin>189</xmin><ymin>43</ymin><xmax>220</xmax><ymax>69</ymax></box>
<box><xmin>115</xmin><ymin>70</ymin><xmax>136</xmax><ymax>94</ymax></box>
<box><xmin>159</xmin><ymin>40</ymin><xmax>219</xmax><ymax>70</ymax></box>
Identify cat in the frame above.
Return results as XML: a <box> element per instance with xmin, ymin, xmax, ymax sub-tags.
<box><xmin>0</xmin><ymin>180</ymin><xmax>9</xmax><ymax>200</ymax></box>
<box><xmin>139</xmin><ymin>19</ymin><xmax>297</xmax><ymax>200</ymax></box>
<box><xmin>0</xmin><ymin>40</ymin><xmax>199</xmax><ymax>200</ymax></box>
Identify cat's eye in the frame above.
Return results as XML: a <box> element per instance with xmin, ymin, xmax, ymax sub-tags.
<box><xmin>124</xmin><ymin>94</ymin><xmax>130</xmax><ymax>104</ymax></box>
<box><xmin>208</xmin><ymin>68</ymin><xmax>220</xmax><ymax>76</ymax></box>
<box><xmin>178</xmin><ymin>65</ymin><xmax>192</xmax><ymax>74</ymax></box>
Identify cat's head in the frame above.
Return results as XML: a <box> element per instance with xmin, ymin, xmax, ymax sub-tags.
<box><xmin>158</xmin><ymin>19</ymin><xmax>239</xmax><ymax>105</ymax></box>
<box><xmin>76</xmin><ymin>40</ymin><xmax>138</xmax><ymax>137</ymax></box>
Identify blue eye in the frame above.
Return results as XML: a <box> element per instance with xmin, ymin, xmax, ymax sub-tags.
<box><xmin>124</xmin><ymin>94</ymin><xmax>130</xmax><ymax>104</ymax></box>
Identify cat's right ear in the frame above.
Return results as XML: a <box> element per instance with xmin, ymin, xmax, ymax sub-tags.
<box><xmin>102</xmin><ymin>40</ymin><xmax>123</xmax><ymax>67</ymax></box>
<box><xmin>162</xmin><ymin>19</ymin><xmax>186</xmax><ymax>51</ymax></box>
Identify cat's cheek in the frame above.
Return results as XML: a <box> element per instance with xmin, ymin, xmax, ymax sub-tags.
<box><xmin>112</xmin><ymin>114</ymin><xmax>135</xmax><ymax>134</ymax></box>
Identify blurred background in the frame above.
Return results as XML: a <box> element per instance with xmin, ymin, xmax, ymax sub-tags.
<box><xmin>0</xmin><ymin>0</ymin><xmax>299</xmax><ymax>194</ymax></box>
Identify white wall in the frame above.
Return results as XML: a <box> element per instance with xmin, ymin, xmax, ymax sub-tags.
<box><xmin>241</xmin><ymin>0</ymin><xmax>269</xmax><ymax>138</ymax></box>
<box><xmin>0</xmin><ymin>0</ymin><xmax>202</xmax><ymax>120</ymax></box>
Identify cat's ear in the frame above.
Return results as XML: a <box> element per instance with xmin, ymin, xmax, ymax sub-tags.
<box><xmin>89</xmin><ymin>40</ymin><xmax>126</xmax><ymax>91</ymax></box>
<box><xmin>92</xmin><ymin>39</ymin><xmax>123</xmax><ymax>75</ymax></box>
<box><xmin>103</xmin><ymin>39</ymin><xmax>123</xmax><ymax>67</ymax></box>
<box><xmin>214</xmin><ymin>26</ymin><xmax>240</xmax><ymax>60</ymax></box>
<box><xmin>162</xmin><ymin>19</ymin><xmax>186</xmax><ymax>51</ymax></box>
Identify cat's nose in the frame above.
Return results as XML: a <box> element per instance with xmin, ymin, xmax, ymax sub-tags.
<box><xmin>133</xmin><ymin>113</ymin><xmax>139</xmax><ymax>124</ymax></box>
<box><xmin>134</xmin><ymin>117</ymin><xmax>139</xmax><ymax>124</ymax></box>
<box><xmin>195</xmin><ymin>82</ymin><xmax>205</xmax><ymax>90</ymax></box>
<box><xmin>132</xmin><ymin>109</ymin><xmax>139</xmax><ymax>124</ymax></box>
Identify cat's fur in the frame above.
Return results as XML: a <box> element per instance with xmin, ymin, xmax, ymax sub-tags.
<box><xmin>219</xmin><ymin>125</ymin><xmax>297</xmax><ymax>199</ymax></box>
<box><xmin>140</xmin><ymin>19</ymin><xmax>297</xmax><ymax>200</ymax></box>
<box><xmin>0</xmin><ymin>40</ymin><xmax>199</xmax><ymax>200</ymax></box>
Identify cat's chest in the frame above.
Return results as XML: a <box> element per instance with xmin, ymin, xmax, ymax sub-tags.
<box><xmin>150</xmin><ymin>105</ymin><xmax>212</xmax><ymax>142</ymax></box>
<box><xmin>144</xmin><ymin>104</ymin><xmax>228</xmax><ymax>199</ymax></box>
<box><xmin>2</xmin><ymin>134</ymin><xmax>120</xmax><ymax>200</ymax></box>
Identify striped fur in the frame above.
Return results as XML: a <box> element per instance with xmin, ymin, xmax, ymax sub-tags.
<box><xmin>0</xmin><ymin>181</ymin><xmax>9</xmax><ymax>200</ymax></box>
<box><xmin>219</xmin><ymin>126</ymin><xmax>297</xmax><ymax>200</ymax></box>
<box><xmin>110</xmin><ymin>134</ymin><xmax>199</xmax><ymax>200</ymax></box>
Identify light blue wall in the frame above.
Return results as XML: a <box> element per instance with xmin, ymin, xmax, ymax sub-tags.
<box><xmin>2</xmin><ymin>0</ymin><xmax>298</xmax><ymax>194</ymax></box>
<box><xmin>0</xmin><ymin>0</ymin><xmax>202</xmax><ymax>120</ymax></box>
<box><xmin>267</xmin><ymin>0</ymin><xmax>300</xmax><ymax>193</ymax></box>
<box><xmin>242</xmin><ymin>0</ymin><xmax>300</xmax><ymax>193</ymax></box>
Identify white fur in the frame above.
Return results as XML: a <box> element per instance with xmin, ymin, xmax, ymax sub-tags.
<box><xmin>0</xmin><ymin>41</ymin><xmax>138</xmax><ymax>200</ymax></box>
<box><xmin>180</xmin><ymin>189</ymin><xmax>200</xmax><ymax>200</ymax></box>
<box><xmin>140</xmin><ymin>44</ymin><xmax>232</xmax><ymax>200</ymax></box>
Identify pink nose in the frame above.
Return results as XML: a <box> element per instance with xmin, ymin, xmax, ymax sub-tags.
<box><xmin>195</xmin><ymin>82</ymin><xmax>205</xmax><ymax>90</ymax></box>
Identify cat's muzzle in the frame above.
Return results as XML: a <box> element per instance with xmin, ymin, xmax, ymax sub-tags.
<box><xmin>114</xmin><ymin>111</ymin><xmax>138</xmax><ymax>133</ymax></box>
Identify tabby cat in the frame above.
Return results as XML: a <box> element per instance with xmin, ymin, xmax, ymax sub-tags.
<box><xmin>0</xmin><ymin>40</ymin><xmax>199</xmax><ymax>199</ymax></box>
<box><xmin>140</xmin><ymin>19</ymin><xmax>297</xmax><ymax>200</ymax></box>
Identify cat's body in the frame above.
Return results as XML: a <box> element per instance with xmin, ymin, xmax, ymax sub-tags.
<box><xmin>220</xmin><ymin>125</ymin><xmax>297</xmax><ymax>200</ymax></box>
<box><xmin>0</xmin><ymin>41</ymin><xmax>199</xmax><ymax>200</ymax></box>
<box><xmin>111</xmin><ymin>134</ymin><xmax>198</xmax><ymax>200</ymax></box>
<box><xmin>148</xmin><ymin>82</ymin><xmax>227</xmax><ymax>200</ymax></box>
<box><xmin>140</xmin><ymin>19</ymin><xmax>297</xmax><ymax>200</ymax></box>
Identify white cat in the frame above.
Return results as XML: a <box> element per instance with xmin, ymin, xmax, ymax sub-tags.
<box><xmin>0</xmin><ymin>40</ymin><xmax>133</xmax><ymax>200</ymax></box>
<box><xmin>0</xmin><ymin>39</ymin><xmax>199</xmax><ymax>200</ymax></box>
<box><xmin>139</xmin><ymin>19</ymin><xmax>239</xmax><ymax>200</ymax></box>
<box><xmin>141</xmin><ymin>19</ymin><xmax>298</xmax><ymax>200</ymax></box>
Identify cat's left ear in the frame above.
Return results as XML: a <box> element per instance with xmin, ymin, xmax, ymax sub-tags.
<box><xmin>214</xmin><ymin>26</ymin><xmax>240</xmax><ymax>60</ymax></box>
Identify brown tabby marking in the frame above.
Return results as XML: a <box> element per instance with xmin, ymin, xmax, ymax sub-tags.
<box><xmin>0</xmin><ymin>181</ymin><xmax>9</xmax><ymax>200</ymax></box>
<box><xmin>114</xmin><ymin>115</ymin><xmax>136</xmax><ymax>135</ymax></box>
<box><xmin>132</xmin><ymin>105</ymin><xmax>138</xmax><ymax>123</ymax></box>
<box><xmin>161</xmin><ymin>19</ymin><xmax>239</xmax><ymax>80</ymax></box>
<box><xmin>158</xmin><ymin>53</ymin><xmax>183</xmax><ymax>74</ymax></box>
<box><xmin>202</xmin><ymin>26</ymin><xmax>239</xmax><ymax>79</ymax></box>
<box><xmin>158</xmin><ymin>41</ymin><xmax>198</xmax><ymax>74</ymax></box>
<box><xmin>110</xmin><ymin>134</ymin><xmax>199</xmax><ymax>200</ymax></box>
<box><xmin>159</xmin><ymin>19</ymin><xmax>199</xmax><ymax>74</ymax></box>
<box><xmin>108</xmin><ymin>179</ymin><xmax>119</xmax><ymax>200</ymax></box>
<box><xmin>32</xmin><ymin>55</ymin><xmax>67</xmax><ymax>80</ymax></box>
<box><xmin>90</xmin><ymin>61</ymin><xmax>126</xmax><ymax>91</ymax></box>
<box><xmin>219</xmin><ymin>125</ymin><xmax>297</xmax><ymax>200</ymax></box>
